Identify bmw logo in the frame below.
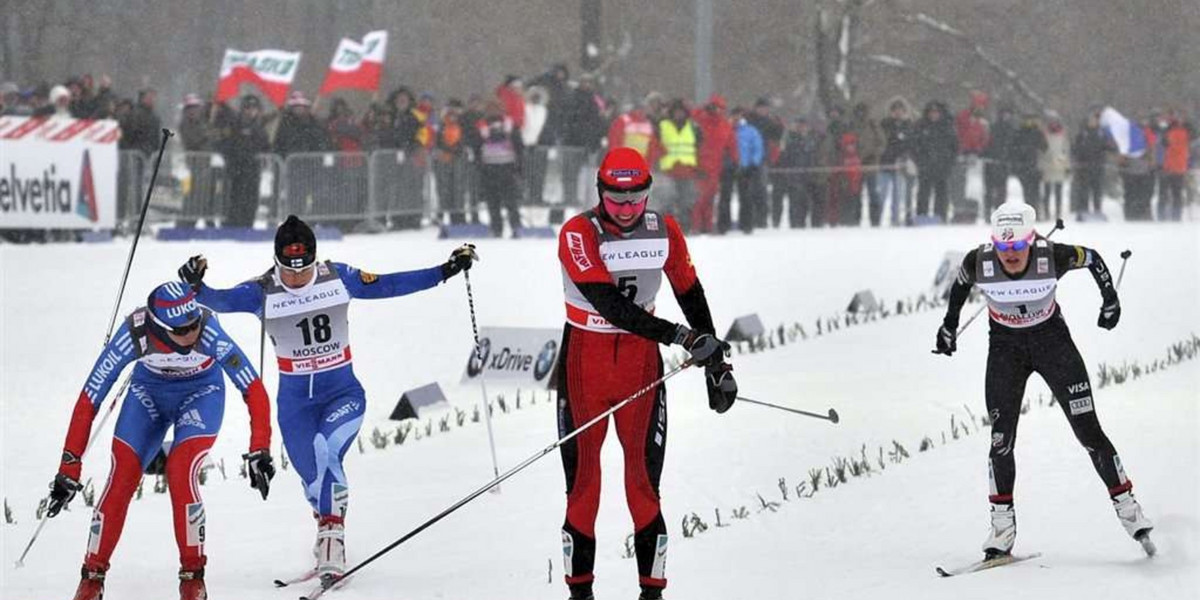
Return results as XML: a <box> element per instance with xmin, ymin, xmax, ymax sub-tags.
<box><xmin>467</xmin><ymin>338</ymin><xmax>491</xmax><ymax>377</ymax></box>
<box><xmin>534</xmin><ymin>340</ymin><xmax>558</xmax><ymax>381</ymax></box>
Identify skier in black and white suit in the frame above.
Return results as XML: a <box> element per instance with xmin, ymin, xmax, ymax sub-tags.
<box><xmin>933</xmin><ymin>201</ymin><xmax>1154</xmax><ymax>559</ymax></box>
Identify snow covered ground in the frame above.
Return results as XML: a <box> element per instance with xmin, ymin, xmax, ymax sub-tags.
<box><xmin>2</xmin><ymin>217</ymin><xmax>1197</xmax><ymax>599</ymax></box>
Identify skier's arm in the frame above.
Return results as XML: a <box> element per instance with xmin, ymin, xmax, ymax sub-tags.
<box><xmin>334</xmin><ymin>262</ymin><xmax>445</xmax><ymax>300</ymax></box>
<box><xmin>560</xmin><ymin>222</ymin><xmax>680</xmax><ymax>344</ymax></box>
<box><xmin>664</xmin><ymin>216</ymin><xmax>716</xmax><ymax>335</ymax></box>
<box><xmin>941</xmin><ymin>250</ymin><xmax>979</xmax><ymax>332</ymax></box>
<box><xmin>202</xmin><ymin>316</ymin><xmax>271</xmax><ymax>452</ymax></box>
<box><xmin>193</xmin><ymin>278</ymin><xmax>266</xmax><ymax>315</ymax></box>
<box><xmin>59</xmin><ymin>322</ymin><xmax>138</xmax><ymax>479</ymax></box>
<box><xmin>1053</xmin><ymin>243</ymin><xmax>1118</xmax><ymax>303</ymax></box>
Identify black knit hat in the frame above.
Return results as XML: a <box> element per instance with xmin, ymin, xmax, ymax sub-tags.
<box><xmin>274</xmin><ymin>215</ymin><xmax>316</xmax><ymax>269</ymax></box>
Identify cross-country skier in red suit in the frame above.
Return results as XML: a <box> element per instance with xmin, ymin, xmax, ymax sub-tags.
<box><xmin>47</xmin><ymin>282</ymin><xmax>274</xmax><ymax>600</ymax></box>
<box><xmin>557</xmin><ymin>147</ymin><xmax>738</xmax><ymax>600</ymax></box>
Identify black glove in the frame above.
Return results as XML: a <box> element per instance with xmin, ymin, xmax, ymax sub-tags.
<box><xmin>1098</xmin><ymin>298</ymin><xmax>1121</xmax><ymax>330</ymax></box>
<box><xmin>178</xmin><ymin>255</ymin><xmax>207</xmax><ymax>287</ymax></box>
<box><xmin>242</xmin><ymin>450</ymin><xmax>275</xmax><ymax>501</ymax></box>
<box><xmin>47</xmin><ymin>473</ymin><xmax>82</xmax><ymax>518</ymax></box>
<box><xmin>705</xmin><ymin>362</ymin><xmax>738</xmax><ymax>414</ymax></box>
<box><xmin>933</xmin><ymin>324</ymin><xmax>957</xmax><ymax>356</ymax></box>
<box><xmin>441</xmin><ymin>244</ymin><xmax>478</xmax><ymax>280</ymax></box>
<box><xmin>672</xmin><ymin>325</ymin><xmax>730</xmax><ymax>367</ymax></box>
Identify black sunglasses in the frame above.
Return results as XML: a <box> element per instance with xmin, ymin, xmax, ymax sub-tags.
<box><xmin>170</xmin><ymin>319</ymin><xmax>202</xmax><ymax>336</ymax></box>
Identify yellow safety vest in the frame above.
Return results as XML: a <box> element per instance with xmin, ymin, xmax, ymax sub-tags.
<box><xmin>658</xmin><ymin>120</ymin><xmax>697</xmax><ymax>171</ymax></box>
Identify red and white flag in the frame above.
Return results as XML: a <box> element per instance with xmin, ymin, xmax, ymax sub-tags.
<box><xmin>318</xmin><ymin>31</ymin><xmax>388</xmax><ymax>96</ymax></box>
<box><xmin>216</xmin><ymin>48</ymin><xmax>302</xmax><ymax>107</ymax></box>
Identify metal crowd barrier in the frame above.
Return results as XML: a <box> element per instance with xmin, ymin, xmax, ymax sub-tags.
<box><xmin>283</xmin><ymin>151</ymin><xmax>371</xmax><ymax>231</ymax></box>
<box><xmin>258</xmin><ymin>153</ymin><xmax>285</xmax><ymax>220</ymax></box>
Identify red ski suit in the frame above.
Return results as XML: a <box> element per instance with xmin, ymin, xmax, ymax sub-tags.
<box><xmin>557</xmin><ymin>207</ymin><xmax>714</xmax><ymax>592</ymax></box>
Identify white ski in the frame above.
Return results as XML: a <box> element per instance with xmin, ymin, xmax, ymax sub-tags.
<box><xmin>298</xmin><ymin>574</ymin><xmax>352</xmax><ymax>600</ymax></box>
<box><xmin>274</xmin><ymin>569</ymin><xmax>318</xmax><ymax>588</ymax></box>
<box><xmin>936</xmin><ymin>552</ymin><xmax>1043</xmax><ymax>577</ymax></box>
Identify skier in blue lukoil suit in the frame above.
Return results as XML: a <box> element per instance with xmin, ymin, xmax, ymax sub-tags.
<box><xmin>50</xmin><ymin>282</ymin><xmax>275</xmax><ymax>600</ymax></box>
<box><xmin>177</xmin><ymin>215</ymin><xmax>477</xmax><ymax>583</ymax></box>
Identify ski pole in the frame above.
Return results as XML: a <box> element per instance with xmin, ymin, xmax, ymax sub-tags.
<box><xmin>957</xmin><ymin>218</ymin><xmax>1064</xmax><ymax>337</ymax></box>
<box><xmin>306</xmin><ymin>361</ymin><xmax>694</xmax><ymax>599</ymax></box>
<box><xmin>16</xmin><ymin>129</ymin><xmax>173</xmax><ymax>568</ymax></box>
<box><xmin>15</xmin><ymin>374</ymin><xmax>132</xmax><ymax>568</ymax></box>
<box><xmin>463</xmin><ymin>266</ymin><xmax>502</xmax><ymax>493</ymax></box>
<box><xmin>1115</xmin><ymin>249</ymin><xmax>1132</xmax><ymax>290</ymax></box>
<box><xmin>103</xmin><ymin>128</ymin><xmax>175</xmax><ymax>345</ymax></box>
<box><xmin>737</xmin><ymin>396</ymin><xmax>840</xmax><ymax>423</ymax></box>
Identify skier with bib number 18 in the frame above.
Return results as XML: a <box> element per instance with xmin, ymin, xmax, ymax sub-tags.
<box><xmin>933</xmin><ymin>201</ymin><xmax>1154</xmax><ymax>565</ymax></box>
<box><xmin>177</xmin><ymin>216</ymin><xmax>477</xmax><ymax>585</ymax></box>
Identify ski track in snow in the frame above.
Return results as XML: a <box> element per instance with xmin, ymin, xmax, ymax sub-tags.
<box><xmin>1</xmin><ymin>220</ymin><xmax>1197</xmax><ymax>599</ymax></box>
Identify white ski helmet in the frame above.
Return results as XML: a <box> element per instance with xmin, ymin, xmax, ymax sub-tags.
<box><xmin>990</xmin><ymin>202</ymin><xmax>1037</xmax><ymax>244</ymax></box>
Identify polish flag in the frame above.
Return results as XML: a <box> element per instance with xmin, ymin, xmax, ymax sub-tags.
<box><xmin>318</xmin><ymin>31</ymin><xmax>388</xmax><ymax>96</ymax></box>
<box><xmin>215</xmin><ymin>48</ymin><xmax>302</xmax><ymax>107</ymax></box>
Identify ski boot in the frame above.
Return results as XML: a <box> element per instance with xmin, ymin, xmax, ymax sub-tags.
<box><xmin>567</xmin><ymin>582</ymin><xmax>594</xmax><ymax>600</ymax></box>
<box><xmin>1112</xmin><ymin>491</ymin><xmax>1155</xmax><ymax>556</ymax></box>
<box><xmin>70</xmin><ymin>566</ymin><xmax>105</xmax><ymax>600</ymax></box>
<box><xmin>981</xmin><ymin>502</ymin><xmax>1016</xmax><ymax>559</ymax></box>
<box><xmin>315</xmin><ymin>515</ymin><xmax>347</xmax><ymax>583</ymax></box>
<box><xmin>178</xmin><ymin>568</ymin><xmax>207</xmax><ymax>600</ymax></box>
<box><xmin>638</xmin><ymin>585</ymin><xmax>665</xmax><ymax>600</ymax></box>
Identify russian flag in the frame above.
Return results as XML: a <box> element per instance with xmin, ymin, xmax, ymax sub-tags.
<box><xmin>1099</xmin><ymin>107</ymin><xmax>1147</xmax><ymax>158</ymax></box>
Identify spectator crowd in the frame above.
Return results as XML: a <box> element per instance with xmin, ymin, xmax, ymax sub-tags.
<box><xmin>2</xmin><ymin>65</ymin><xmax>1197</xmax><ymax>238</ymax></box>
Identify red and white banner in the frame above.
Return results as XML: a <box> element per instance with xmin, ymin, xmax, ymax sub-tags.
<box><xmin>0</xmin><ymin>116</ymin><xmax>119</xmax><ymax>229</ymax></box>
<box><xmin>318</xmin><ymin>31</ymin><xmax>388</xmax><ymax>96</ymax></box>
<box><xmin>216</xmin><ymin>48</ymin><xmax>302</xmax><ymax>107</ymax></box>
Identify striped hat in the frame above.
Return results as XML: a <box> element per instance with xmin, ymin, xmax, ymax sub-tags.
<box><xmin>146</xmin><ymin>282</ymin><xmax>201</xmax><ymax>330</ymax></box>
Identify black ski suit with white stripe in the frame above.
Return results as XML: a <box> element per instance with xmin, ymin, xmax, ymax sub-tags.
<box><xmin>940</xmin><ymin>240</ymin><xmax>1133</xmax><ymax>505</ymax></box>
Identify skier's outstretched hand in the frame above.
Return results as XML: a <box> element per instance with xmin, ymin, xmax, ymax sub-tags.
<box><xmin>178</xmin><ymin>255</ymin><xmax>207</xmax><ymax>287</ymax></box>
<box><xmin>47</xmin><ymin>473</ymin><xmax>82</xmax><ymax>518</ymax></box>
<box><xmin>243</xmin><ymin>450</ymin><xmax>275</xmax><ymax>501</ymax></box>
<box><xmin>1097</xmin><ymin>298</ymin><xmax>1121</xmax><ymax>330</ymax></box>
<box><xmin>441</xmin><ymin>244</ymin><xmax>478</xmax><ymax>280</ymax></box>
<box><xmin>706</xmin><ymin>362</ymin><xmax>737</xmax><ymax>414</ymax></box>
<box><xmin>932</xmin><ymin>324</ymin><xmax>957</xmax><ymax>356</ymax></box>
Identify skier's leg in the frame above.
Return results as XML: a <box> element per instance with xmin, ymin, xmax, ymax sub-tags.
<box><xmin>166</xmin><ymin>379</ymin><xmax>225</xmax><ymax>573</ymax></box>
<box><xmin>984</xmin><ymin>334</ymin><xmax>1031</xmax><ymax>505</ymax></box>
<box><xmin>83</xmin><ymin>382</ymin><xmax>170</xmax><ymax>572</ymax></box>
<box><xmin>982</xmin><ymin>333</ymin><xmax>1031</xmax><ymax>556</ymax></box>
<box><xmin>1033</xmin><ymin>326</ymin><xmax>1129</xmax><ymax>496</ymax></box>
<box><xmin>314</xmin><ymin>388</ymin><xmax>366</xmax><ymax>519</ymax></box>
<box><xmin>558</xmin><ymin>328</ymin><xmax>610</xmax><ymax>594</ymax></box>
<box><xmin>613</xmin><ymin>339</ymin><xmax>669</xmax><ymax>594</ymax></box>
<box><xmin>310</xmin><ymin>386</ymin><xmax>366</xmax><ymax>578</ymax></box>
<box><xmin>277</xmin><ymin>395</ymin><xmax>323</xmax><ymax>514</ymax></box>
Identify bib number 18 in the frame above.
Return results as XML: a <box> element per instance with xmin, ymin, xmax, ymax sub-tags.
<box><xmin>296</xmin><ymin>314</ymin><xmax>332</xmax><ymax>346</ymax></box>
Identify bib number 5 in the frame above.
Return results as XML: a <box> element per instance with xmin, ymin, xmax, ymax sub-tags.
<box><xmin>617</xmin><ymin>276</ymin><xmax>639</xmax><ymax>301</ymax></box>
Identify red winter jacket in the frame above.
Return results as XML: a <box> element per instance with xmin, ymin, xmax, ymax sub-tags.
<box><xmin>692</xmin><ymin>103</ymin><xmax>738</xmax><ymax>177</ymax></box>
<box><xmin>495</xmin><ymin>84</ymin><xmax>525</xmax><ymax>130</ymax></box>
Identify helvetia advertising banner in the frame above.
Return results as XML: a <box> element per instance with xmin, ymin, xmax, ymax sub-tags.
<box><xmin>0</xmin><ymin>116</ymin><xmax>119</xmax><ymax>230</ymax></box>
